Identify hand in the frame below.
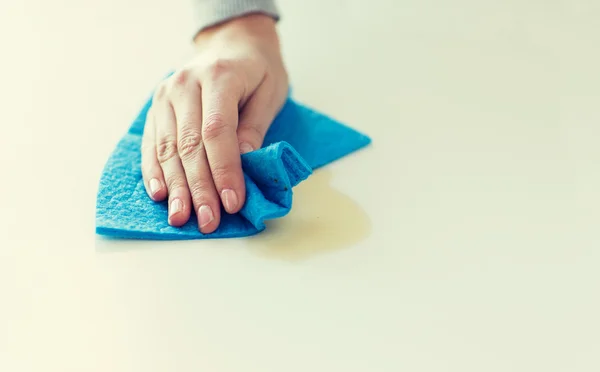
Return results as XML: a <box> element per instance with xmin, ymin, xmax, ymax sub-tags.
<box><xmin>141</xmin><ymin>14</ymin><xmax>289</xmax><ymax>233</ymax></box>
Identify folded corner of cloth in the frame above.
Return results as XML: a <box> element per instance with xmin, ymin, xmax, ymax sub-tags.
<box><xmin>95</xmin><ymin>85</ymin><xmax>371</xmax><ymax>240</ymax></box>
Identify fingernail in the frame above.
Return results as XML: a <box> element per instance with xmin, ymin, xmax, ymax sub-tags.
<box><xmin>170</xmin><ymin>198</ymin><xmax>183</xmax><ymax>216</ymax></box>
<box><xmin>239</xmin><ymin>142</ymin><xmax>254</xmax><ymax>154</ymax></box>
<box><xmin>149</xmin><ymin>178</ymin><xmax>161</xmax><ymax>196</ymax></box>
<box><xmin>198</xmin><ymin>205</ymin><xmax>214</xmax><ymax>228</ymax></box>
<box><xmin>221</xmin><ymin>189</ymin><xmax>238</xmax><ymax>212</ymax></box>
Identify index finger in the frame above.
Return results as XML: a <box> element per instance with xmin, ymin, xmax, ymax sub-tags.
<box><xmin>200</xmin><ymin>76</ymin><xmax>246</xmax><ymax>214</ymax></box>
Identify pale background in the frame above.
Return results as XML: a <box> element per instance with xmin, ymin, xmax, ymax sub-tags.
<box><xmin>1</xmin><ymin>0</ymin><xmax>599</xmax><ymax>371</ymax></box>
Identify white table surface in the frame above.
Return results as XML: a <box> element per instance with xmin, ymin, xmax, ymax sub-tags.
<box><xmin>1</xmin><ymin>1</ymin><xmax>599</xmax><ymax>371</ymax></box>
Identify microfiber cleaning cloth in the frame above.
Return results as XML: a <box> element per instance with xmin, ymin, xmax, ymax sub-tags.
<box><xmin>95</xmin><ymin>85</ymin><xmax>371</xmax><ymax>240</ymax></box>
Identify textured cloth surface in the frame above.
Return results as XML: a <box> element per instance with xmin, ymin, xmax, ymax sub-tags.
<box><xmin>95</xmin><ymin>87</ymin><xmax>371</xmax><ymax>240</ymax></box>
<box><xmin>191</xmin><ymin>0</ymin><xmax>279</xmax><ymax>37</ymax></box>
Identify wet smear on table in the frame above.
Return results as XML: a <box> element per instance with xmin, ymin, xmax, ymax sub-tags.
<box><xmin>246</xmin><ymin>169</ymin><xmax>372</xmax><ymax>261</ymax></box>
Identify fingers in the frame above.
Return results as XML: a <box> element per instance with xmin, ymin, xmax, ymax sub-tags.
<box><xmin>145</xmin><ymin>63</ymin><xmax>277</xmax><ymax>231</ymax></box>
<box><xmin>170</xmin><ymin>72</ymin><xmax>221</xmax><ymax>234</ymax></box>
<box><xmin>153</xmin><ymin>91</ymin><xmax>192</xmax><ymax>227</ymax></box>
<box><xmin>201</xmin><ymin>76</ymin><xmax>246</xmax><ymax>214</ymax></box>
<box><xmin>237</xmin><ymin>78</ymin><xmax>282</xmax><ymax>153</ymax></box>
<box><xmin>141</xmin><ymin>106</ymin><xmax>167</xmax><ymax>201</ymax></box>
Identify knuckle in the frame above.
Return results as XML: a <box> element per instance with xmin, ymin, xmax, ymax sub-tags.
<box><xmin>172</xmin><ymin>68</ymin><xmax>191</xmax><ymax>86</ymax></box>
<box><xmin>141</xmin><ymin>163</ymin><xmax>158</xmax><ymax>179</ymax></box>
<box><xmin>165</xmin><ymin>177</ymin><xmax>187</xmax><ymax>192</ymax></box>
<box><xmin>210</xmin><ymin>164</ymin><xmax>235</xmax><ymax>185</ymax></box>
<box><xmin>205</xmin><ymin>59</ymin><xmax>233</xmax><ymax>80</ymax></box>
<box><xmin>239</xmin><ymin>125</ymin><xmax>264</xmax><ymax>144</ymax></box>
<box><xmin>188</xmin><ymin>181</ymin><xmax>213</xmax><ymax>202</ymax></box>
<box><xmin>156</xmin><ymin>135</ymin><xmax>178</xmax><ymax>163</ymax></box>
<box><xmin>202</xmin><ymin>113</ymin><xmax>230</xmax><ymax>140</ymax></box>
<box><xmin>177</xmin><ymin>129</ymin><xmax>203</xmax><ymax>158</ymax></box>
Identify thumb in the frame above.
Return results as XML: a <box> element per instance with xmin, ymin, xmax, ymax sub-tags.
<box><xmin>236</xmin><ymin>85</ymin><xmax>282</xmax><ymax>154</ymax></box>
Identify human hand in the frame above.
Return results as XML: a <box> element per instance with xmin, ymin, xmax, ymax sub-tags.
<box><xmin>141</xmin><ymin>14</ymin><xmax>288</xmax><ymax>233</ymax></box>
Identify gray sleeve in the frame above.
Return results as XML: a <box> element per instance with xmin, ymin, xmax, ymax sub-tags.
<box><xmin>191</xmin><ymin>0</ymin><xmax>280</xmax><ymax>37</ymax></box>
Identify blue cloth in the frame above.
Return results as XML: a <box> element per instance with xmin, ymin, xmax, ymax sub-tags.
<box><xmin>95</xmin><ymin>90</ymin><xmax>371</xmax><ymax>240</ymax></box>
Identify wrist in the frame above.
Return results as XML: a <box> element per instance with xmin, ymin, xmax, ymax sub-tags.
<box><xmin>194</xmin><ymin>13</ymin><xmax>278</xmax><ymax>47</ymax></box>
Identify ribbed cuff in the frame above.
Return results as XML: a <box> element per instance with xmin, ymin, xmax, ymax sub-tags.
<box><xmin>191</xmin><ymin>0</ymin><xmax>280</xmax><ymax>38</ymax></box>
